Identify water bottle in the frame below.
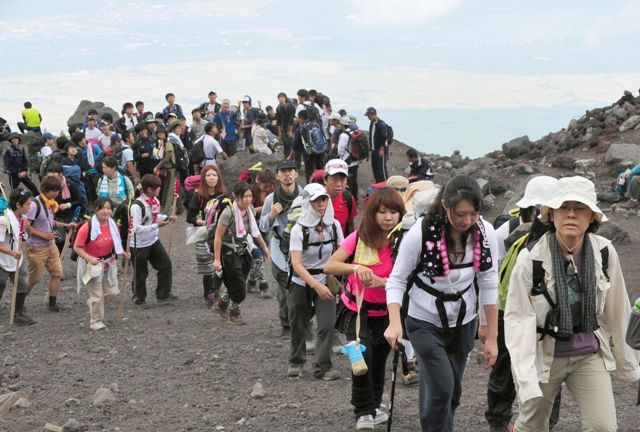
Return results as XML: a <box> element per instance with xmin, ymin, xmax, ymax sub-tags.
<box><xmin>634</xmin><ymin>297</ymin><xmax>640</xmax><ymax>312</ymax></box>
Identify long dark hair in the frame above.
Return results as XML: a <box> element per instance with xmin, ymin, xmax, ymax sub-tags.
<box><xmin>198</xmin><ymin>165</ymin><xmax>226</xmax><ymax>200</ymax></box>
<box><xmin>358</xmin><ymin>188</ymin><xmax>406</xmax><ymax>249</ymax></box>
<box><xmin>426</xmin><ymin>175</ymin><xmax>483</xmax><ymax>255</ymax></box>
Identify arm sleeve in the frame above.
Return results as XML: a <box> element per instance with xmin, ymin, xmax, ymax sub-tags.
<box><xmin>259</xmin><ymin>194</ymin><xmax>274</xmax><ymax>232</ymax></box>
<box><xmin>386</xmin><ymin>220</ymin><xmax>423</xmax><ymax>305</ymax></box>
<box><xmin>477</xmin><ymin>222</ymin><xmax>499</xmax><ymax>307</ymax></box>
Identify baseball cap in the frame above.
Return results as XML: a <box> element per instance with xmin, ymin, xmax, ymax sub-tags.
<box><xmin>86</xmin><ymin>114</ymin><xmax>97</xmax><ymax>122</ymax></box>
<box><xmin>110</xmin><ymin>133</ymin><xmax>122</xmax><ymax>143</ymax></box>
<box><xmin>324</xmin><ymin>159</ymin><xmax>348</xmax><ymax>177</ymax></box>
<box><xmin>241</xmin><ymin>95</ymin><xmax>252</xmax><ymax>103</ymax></box>
<box><xmin>302</xmin><ymin>183</ymin><xmax>329</xmax><ymax>202</ymax></box>
<box><xmin>328</xmin><ymin>112</ymin><xmax>341</xmax><ymax>121</ymax></box>
<box><xmin>339</xmin><ymin>116</ymin><xmax>351</xmax><ymax>126</ymax></box>
<box><xmin>276</xmin><ymin>159</ymin><xmax>297</xmax><ymax>171</ymax></box>
<box><xmin>43</xmin><ymin>132</ymin><xmax>56</xmax><ymax>141</ymax></box>
<box><xmin>364</xmin><ymin>107</ymin><xmax>377</xmax><ymax>116</ymax></box>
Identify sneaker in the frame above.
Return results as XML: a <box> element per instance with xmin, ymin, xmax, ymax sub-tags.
<box><xmin>259</xmin><ymin>289</ymin><xmax>272</xmax><ymax>299</ymax></box>
<box><xmin>279</xmin><ymin>327</ymin><xmax>291</xmax><ymax>339</ymax></box>
<box><xmin>158</xmin><ymin>293</ymin><xmax>178</xmax><ymax>303</ymax></box>
<box><xmin>403</xmin><ymin>370</ymin><xmax>419</xmax><ymax>385</ymax></box>
<box><xmin>246</xmin><ymin>280</ymin><xmax>258</xmax><ymax>293</ymax></box>
<box><xmin>228</xmin><ymin>308</ymin><xmax>246</xmax><ymax>325</ymax></box>
<box><xmin>90</xmin><ymin>321</ymin><xmax>107</xmax><ymax>331</ymax></box>
<box><xmin>14</xmin><ymin>312</ymin><xmax>35</xmax><ymax>326</ymax></box>
<box><xmin>356</xmin><ymin>414</ymin><xmax>374</xmax><ymax>431</ymax></box>
<box><xmin>373</xmin><ymin>408</ymin><xmax>389</xmax><ymax>425</ymax></box>
<box><xmin>135</xmin><ymin>301</ymin><xmax>150</xmax><ymax>310</ymax></box>
<box><xmin>319</xmin><ymin>368</ymin><xmax>340</xmax><ymax>381</ymax></box>
<box><xmin>287</xmin><ymin>364</ymin><xmax>303</xmax><ymax>377</ymax></box>
<box><xmin>213</xmin><ymin>297</ymin><xmax>229</xmax><ymax>319</ymax></box>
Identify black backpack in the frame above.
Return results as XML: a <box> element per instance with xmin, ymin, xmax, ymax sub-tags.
<box><xmin>386</xmin><ymin>123</ymin><xmax>394</xmax><ymax>146</ymax></box>
<box><xmin>171</xmin><ymin>140</ymin><xmax>189</xmax><ymax>171</ymax></box>
<box><xmin>190</xmin><ymin>136</ymin><xmax>209</xmax><ymax>166</ymax></box>
<box><xmin>113</xmin><ymin>199</ymin><xmax>147</xmax><ymax>247</ymax></box>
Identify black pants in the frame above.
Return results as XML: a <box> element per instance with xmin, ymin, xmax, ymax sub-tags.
<box><xmin>370</xmin><ymin>148</ymin><xmax>388</xmax><ymax>183</ymax></box>
<box><xmin>9</xmin><ymin>173</ymin><xmax>39</xmax><ymax>197</ymax></box>
<box><xmin>345</xmin><ymin>314</ymin><xmax>391</xmax><ymax>418</ymax></box>
<box><xmin>221</xmin><ymin>139</ymin><xmax>237</xmax><ymax>157</ymax></box>
<box><xmin>486</xmin><ymin>311</ymin><xmax>562</xmax><ymax>429</ymax></box>
<box><xmin>303</xmin><ymin>152</ymin><xmax>325</xmax><ymax>183</ymax></box>
<box><xmin>215</xmin><ymin>249</ymin><xmax>250</xmax><ymax>304</ymax></box>
<box><xmin>348</xmin><ymin>165</ymin><xmax>359</xmax><ymax>202</ymax></box>
<box><xmin>202</xmin><ymin>275</ymin><xmax>215</xmax><ymax>298</ymax></box>
<box><xmin>131</xmin><ymin>239</ymin><xmax>172</xmax><ymax>302</ymax></box>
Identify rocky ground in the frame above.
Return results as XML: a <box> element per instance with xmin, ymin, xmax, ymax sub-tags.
<box><xmin>3</xmin><ymin>93</ymin><xmax>640</xmax><ymax>431</ymax></box>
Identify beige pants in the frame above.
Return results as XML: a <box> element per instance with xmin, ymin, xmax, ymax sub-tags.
<box><xmin>85</xmin><ymin>274</ymin><xmax>120</xmax><ymax>325</ymax></box>
<box><xmin>515</xmin><ymin>351</ymin><xmax>617</xmax><ymax>432</ymax></box>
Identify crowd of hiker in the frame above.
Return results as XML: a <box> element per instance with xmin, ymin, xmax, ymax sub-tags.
<box><xmin>1</xmin><ymin>89</ymin><xmax>640</xmax><ymax>432</ymax></box>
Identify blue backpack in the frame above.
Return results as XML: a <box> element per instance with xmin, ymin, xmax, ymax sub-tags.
<box><xmin>301</xmin><ymin>121</ymin><xmax>328</xmax><ymax>155</ymax></box>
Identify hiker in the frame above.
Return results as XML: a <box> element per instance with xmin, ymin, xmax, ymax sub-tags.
<box><xmin>260</xmin><ymin>159</ymin><xmax>303</xmax><ymax>338</ymax></box>
<box><xmin>240</xmin><ymin>95</ymin><xmax>258</xmax><ymax>153</ymax></box>
<box><xmin>18</xmin><ymin>101</ymin><xmax>42</xmax><ymax>133</ymax></box>
<box><xmin>287</xmin><ymin>183</ymin><xmax>344</xmax><ymax>380</ymax></box>
<box><xmin>484</xmin><ymin>176</ymin><xmax>560</xmax><ymax>432</ymax></box>
<box><xmin>73</xmin><ymin>131</ymin><xmax>103</xmax><ymax>204</ymax></box>
<box><xmin>505</xmin><ymin>176</ymin><xmax>640</xmax><ymax>431</ymax></box>
<box><xmin>40</xmin><ymin>132</ymin><xmax>55</xmax><ymax>160</ymax></box>
<box><xmin>129</xmin><ymin>174</ymin><xmax>177</xmax><ymax>309</ymax></box>
<box><xmin>212</xmin><ymin>182</ymin><xmax>270</xmax><ymax>325</ymax></box>
<box><xmin>325</xmin><ymin>187</ymin><xmax>406</xmax><ymax>430</ymax></box>
<box><xmin>251</xmin><ymin>113</ymin><xmax>274</xmax><ymax>155</ymax></box>
<box><xmin>45</xmin><ymin>163</ymin><xmax>83</xmax><ymax>254</ymax></box>
<box><xmin>276</xmin><ymin>92</ymin><xmax>296</xmax><ymax>160</ymax></box>
<box><xmin>201</xmin><ymin>122</ymin><xmax>228</xmax><ymax>167</ymax></box>
<box><xmin>98</xmin><ymin>120</ymin><xmax>114</xmax><ymax>151</ymax></box>
<box><xmin>134</xmin><ymin>101</ymin><xmax>146</xmax><ymax>121</ymax></box>
<box><xmin>365</xmin><ymin>107</ymin><xmax>388</xmax><ymax>183</ymax></box>
<box><xmin>324</xmin><ymin>159</ymin><xmax>358</xmax><ymax>236</ymax></box>
<box><xmin>199</xmin><ymin>91</ymin><xmax>221</xmax><ymax>121</ymax></box>
<box><xmin>0</xmin><ymin>189</ymin><xmax>35</xmax><ymax>325</ymax></box>
<box><xmin>155</xmin><ymin>121</ymin><xmax>182</xmax><ymax>214</ymax></box>
<box><xmin>25</xmin><ymin>175</ymin><xmax>73</xmax><ymax>312</ymax></box>
<box><xmin>135</xmin><ymin>122</ymin><xmax>158</xmax><ymax>177</ymax></box>
<box><xmin>119</xmin><ymin>131</ymin><xmax>139</xmax><ymax>184</ymax></box>
<box><xmin>83</xmin><ymin>115</ymin><xmax>102</xmax><ymax>148</ymax></box>
<box><xmin>247</xmin><ymin>168</ymin><xmax>275</xmax><ymax>299</ymax></box>
<box><xmin>293</xmin><ymin>110</ymin><xmax>325</xmax><ymax>183</ymax></box>
<box><xmin>190</xmin><ymin>108</ymin><xmax>207</xmax><ymax>142</ymax></box>
<box><xmin>186</xmin><ymin>165</ymin><xmax>227</xmax><ymax>307</ymax></box>
<box><xmin>97</xmin><ymin>156</ymin><xmax>135</xmax><ymax>206</ymax></box>
<box><xmin>384</xmin><ymin>175</ymin><xmax>499</xmax><ymax>432</ymax></box>
<box><xmin>406</xmin><ymin>148</ymin><xmax>434</xmax><ymax>182</ymax></box>
<box><xmin>115</xmin><ymin>102</ymin><xmax>138</xmax><ymax>133</ymax></box>
<box><xmin>73</xmin><ymin>197</ymin><xmax>129</xmax><ymax>330</ymax></box>
<box><xmin>213</xmin><ymin>99</ymin><xmax>239</xmax><ymax>157</ymax></box>
<box><xmin>337</xmin><ymin>117</ymin><xmax>360</xmax><ymax>203</ymax></box>
<box><xmin>3</xmin><ymin>133</ymin><xmax>39</xmax><ymax>196</ymax></box>
<box><xmin>162</xmin><ymin>92</ymin><xmax>183</xmax><ymax>124</ymax></box>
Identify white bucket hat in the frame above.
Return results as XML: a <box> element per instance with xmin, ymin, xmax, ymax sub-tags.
<box><xmin>539</xmin><ymin>176</ymin><xmax>608</xmax><ymax>223</ymax></box>
<box><xmin>515</xmin><ymin>176</ymin><xmax>559</xmax><ymax>208</ymax></box>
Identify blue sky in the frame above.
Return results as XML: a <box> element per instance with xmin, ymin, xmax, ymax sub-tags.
<box><xmin>2</xmin><ymin>0</ymin><xmax>640</xmax><ymax>156</ymax></box>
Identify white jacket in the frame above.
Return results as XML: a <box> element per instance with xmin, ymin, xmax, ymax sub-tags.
<box><xmin>505</xmin><ymin>233</ymin><xmax>640</xmax><ymax>404</ymax></box>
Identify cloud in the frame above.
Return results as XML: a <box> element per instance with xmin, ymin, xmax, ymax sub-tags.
<box><xmin>1</xmin><ymin>57</ymin><xmax>638</xmax><ymax>133</ymax></box>
<box><xmin>346</xmin><ymin>0</ymin><xmax>461</xmax><ymax>26</ymax></box>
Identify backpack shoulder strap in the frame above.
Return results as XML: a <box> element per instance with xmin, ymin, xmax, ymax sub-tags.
<box><xmin>131</xmin><ymin>199</ymin><xmax>147</xmax><ymax>223</ymax></box>
<box><xmin>301</xmin><ymin>225</ymin><xmax>310</xmax><ymax>250</ymax></box>
<box><xmin>331</xmin><ymin>222</ymin><xmax>338</xmax><ymax>252</ymax></box>
<box><xmin>33</xmin><ymin>196</ymin><xmax>43</xmax><ymax>220</ymax></box>
<box><xmin>600</xmin><ymin>246</ymin><xmax>610</xmax><ymax>282</ymax></box>
<box><xmin>342</xmin><ymin>190</ymin><xmax>353</xmax><ymax>216</ymax></box>
<box><xmin>508</xmin><ymin>216</ymin><xmax>519</xmax><ymax>234</ymax></box>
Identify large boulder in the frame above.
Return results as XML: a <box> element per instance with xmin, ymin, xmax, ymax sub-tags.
<box><xmin>481</xmin><ymin>178</ymin><xmax>509</xmax><ymax>196</ymax></box>
<box><xmin>67</xmin><ymin>101</ymin><xmax>120</xmax><ymax>127</ymax></box>
<box><xmin>604</xmin><ymin>143</ymin><xmax>640</xmax><ymax>165</ymax></box>
<box><xmin>218</xmin><ymin>152</ymin><xmax>282</xmax><ymax>186</ymax></box>
<box><xmin>598</xmin><ymin>222</ymin><xmax>630</xmax><ymax>244</ymax></box>
<box><xmin>502</xmin><ymin>136</ymin><xmax>531</xmax><ymax>159</ymax></box>
<box><xmin>619</xmin><ymin>115</ymin><xmax>640</xmax><ymax>132</ymax></box>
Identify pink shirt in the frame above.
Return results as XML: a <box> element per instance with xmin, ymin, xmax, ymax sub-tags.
<box><xmin>339</xmin><ymin>231</ymin><xmax>392</xmax><ymax>317</ymax></box>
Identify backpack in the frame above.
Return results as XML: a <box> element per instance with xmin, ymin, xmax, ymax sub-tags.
<box><xmin>39</xmin><ymin>149</ymin><xmax>65</xmax><ymax>178</ymax></box>
<box><xmin>113</xmin><ymin>199</ymin><xmax>147</xmax><ymax>247</ymax></box>
<box><xmin>345</xmin><ymin>129</ymin><xmax>369</xmax><ymax>162</ymax></box>
<box><xmin>190</xmin><ymin>136</ymin><xmax>207</xmax><ymax>166</ymax></box>
<box><xmin>303</xmin><ymin>104</ymin><xmax>323</xmax><ymax>124</ymax></box>
<box><xmin>530</xmin><ymin>243</ymin><xmax>610</xmax><ymax>341</ymax></box>
<box><xmin>203</xmin><ymin>195</ymin><xmax>233</xmax><ymax>227</ymax></box>
<box><xmin>301</xmin><ymin>121</ymin><xmax>328</xmax><ymax>155</ymax></box>
<box><xmin>29</xmin><ymin>147</ymin><xmax>44</xmax><ymax>174</ymax></box>
<box><xmin>277</xmin><ymin>202</ymin><xmax>304</xmax><ymax>257</ymax></box>
<box><xmin>169</xmin><ymin>137</ymin><xmax>189</xmax><ymax>171</ymax></box>
<box><xmin>385</xmin><ymin>123</ymin><xmax>394</xmax><ymax>146</ymax></box>
<box><xmin>68</xmin><ymin>217</ymin><xmax>90</xmax><ymax>262</ymax></box>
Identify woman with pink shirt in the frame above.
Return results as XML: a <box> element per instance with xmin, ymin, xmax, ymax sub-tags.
<box><xmin>324</xmin><ymin>187</ymin><xmax>406</xmax><ymax>431</ymax></box>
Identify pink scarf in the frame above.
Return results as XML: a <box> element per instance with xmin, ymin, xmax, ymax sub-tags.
<box><xmin>233</xmin><ymin>201</ymin><xmax>259</xmax><ymax>238</ymax></box>
<box><xmin>146</xmin><ymin>196</ymin><xmax>161</xmax><ymax>222</ymax></box>
<box><xmin>60</xmin><ymin>176</ymin><xmax>71</xmax><ymax>200</ymax></box>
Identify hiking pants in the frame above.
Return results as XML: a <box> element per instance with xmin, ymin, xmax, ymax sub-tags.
<box><xmin>9</xmin><ymin>173</ymin><xmax>39</xmax><ymax>197</ymax></box>
<box><xmin>303</xmin><ymin>152</ymin><xmax>325</xmax><ymax>184</ymax></box>
<box><xmin>345</xmin><ymin>315</ymin><xmax>391</xmax><ymax>419</ymax></box>
<box><xmin>131</xmin><ymin>239</ymin><xmax>172</xmax><ymax>302</ymax></box>
<box><xmin>221</xmin><ymin>139</ymin><xmax>237</xmax><ymax>157</ymax></box>
<box><xmin>217</xmin><ymin>249</ymin><xmax>250</xmax><ymax>304</ymax></box>
<box><xmin>348</xmin><ymin>165</ymin><xmax>359</xmax><ymax>202</ymax></box>
<box><xmin>271</xmin><ymin>262</ymin><xmax>290</xmax><ymax>329</ymax></box>
<box><xmin>0</xmin><ymin>260</ymin><xmax>28</xmax><ymax>298</ymax></box>
<box><xmin>407</xmin><ymin>316</ymin><xmax>476</xmax><ymax>432</ymax></box>
<box><xmin>371</xmin><ymin>147</ymin><xmax>388</xmax><ymax>183</ymax></box>
<box><xmin>287</xmin><ymin>282</ymin><xmax>336</xmax><ymax>376</ymax></box>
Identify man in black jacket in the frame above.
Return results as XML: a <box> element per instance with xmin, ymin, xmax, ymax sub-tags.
<box><xmin>365</xmin><ymin>106</ymin><xmax>388</xmax><ymax>182</ymax></box>
<box><xmin>3</xmin><ymin>133</ymin><xmax>39</xmax><ymax>196</ymax></box>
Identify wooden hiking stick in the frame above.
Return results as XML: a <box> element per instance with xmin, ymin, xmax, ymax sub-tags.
<box><xmin>9</xmin><ymin>219</ymin><xmax>25</xmax><ymax>326</ymax></box>
<box><xmin>117</xmin><ymin>215</ymin><xmax>133</xmax><ymax>325</ymax></box>
<box><xmin>167</xmin><ymin>178</ymin><xmax>179</xmax><ymax>255</ymax></box>
<box><xmin>58</xmin><ymin>206</ymin><xmax>82</xmax><ymax>262</ymax></box>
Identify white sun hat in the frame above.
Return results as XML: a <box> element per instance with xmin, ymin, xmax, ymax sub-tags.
<box><xmin>515</xmin><ymin>176</ymin><xmax>559</xmax><ymax>209</ymax></box>
<box><xmin>539</xmin><ymin>176</ymin><xmax>608</xmax><ymax>223</ymax></box>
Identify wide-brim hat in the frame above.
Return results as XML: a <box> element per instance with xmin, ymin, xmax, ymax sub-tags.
<box><xmin>515</xmin><ymin>176</ymin><xmax>558</xmax><ymax>209</ymax></box>
<box><xmin>539</xmin><ymin>176</ymin><xmax>608</xmax><ymax>223</ymax></box>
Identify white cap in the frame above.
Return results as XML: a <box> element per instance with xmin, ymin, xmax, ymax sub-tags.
<box><xmin>324</xmin><ymin>159</ymin><xmax>349</xmax><ymax>177</ymax></box>
<box><xmin>302</xmin><ymin>183</ymin><xmax>329</xmax><ymax>202</ymax></box>
<box><xmin>328</xmin><ymin>112</ymin><xmax>341</xmax><ymax>121</ymax></box>
<box><xmin>539</xmin><ymin>176</ymin><xmax>608</xmax><ymax>223</ymax></box>
<box><xmin>515</xmin><ymin>176</ymin><xmax>559</xmax><ymax>209</ymax></box>
<box><xmin>340</xmin><ymin>115</ymin><xmax>351</xmax><ymax>126</ymax></box>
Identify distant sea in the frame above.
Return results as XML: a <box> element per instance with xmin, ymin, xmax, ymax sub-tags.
<box><xmin>370</xmin><ymin>106</ymin><xmax>588</xmax><ymax>158</ymax></box>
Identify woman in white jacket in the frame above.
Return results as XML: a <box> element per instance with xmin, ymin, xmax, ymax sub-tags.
<box><xmin>505</xmin><ymin>176</ymin><xmax>640</xmax><ymax>431</ymax></box>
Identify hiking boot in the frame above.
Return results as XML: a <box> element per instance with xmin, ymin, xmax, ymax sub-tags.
<box><xmin>228</xmin><ymin>308</ymin><xmax>246</xmax><ymax>325</ymax></box>
<box><xmin>318</xmin><ymin>368</ymin><xmax>340</xmax><ymax>381</ymax></box>
<box><xmin>279</xmin><ymin>327</ymin><xmax>291</xmax><ymax>339</ymax></box>
<box><xmin>158</xmin><ymin>293</ymin><xmax>178</xmax><ymax>303</ymax></box>
<box><xmin>373</xmin><ymin>408</ymin><xmax>389</xmax><ymax>425</ymax></box>
<box><xmin>213</xmin><ymin>296</ymin><xmax>229</xmax><ymax>319</ymax></box>
<box><xmin>14</xmin><ymin>312</ymin><xmax>35</xmax><ymax>326</ymax></box>
<box><xmin>259</xmin><ymin>289</ymin><xmax>272</xmax><ymax>299</ymax></box>
<box><xmin>356</xmin><ymin>414</ymin><xmax>374</xmax><ymax>431</ymax></box>
<box><xmin>135</xmin><ymin>301</ymin><xmax>150</xmax><ymax>310</ymax></box>
<box><xmin>403</xmin><ymin>370</ymin><xmax>419</xmax><ymax>385</ymax></box>
<box><xmin>287</xmin><ymin>364</ymin><xmax>303</xmax><ymax>377</ymax></box>
<box><xmin>204</xmin><ymin>292</ymin><xmax>218</xmax><ymax>308</ymax></box>
<box><xmin>90</xmin><ymin>321</ymin><xmax>107</xmax><ymax>331</ymax></box>
<box><xmin>246</xmin><ymin>280</ymin><xmax>258</xmax><ymax>293</ymax></box>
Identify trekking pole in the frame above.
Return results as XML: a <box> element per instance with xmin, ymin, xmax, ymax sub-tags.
<box><xmin>117</xmin><ymin>215</ymin><xmax>132</xmax><ymax>325</ymax></box>
<box><xmin>387</xmin><ymin>341</ymin><xmax>405</xmax><ymax>432</ymax></box>
<box><xmin>58</xmin><ymin>206</ymin><xmax>81</xmax><ymax>261</ymax></box>
<box><xmin>9</xmin><ymin>219</ymin><xmax>25</xmax><ymax>326</ymax></box>
<box><xmin>167</xmin><ymin>178</ymin><xmax>179</xmax><ymax>255</ymax></box>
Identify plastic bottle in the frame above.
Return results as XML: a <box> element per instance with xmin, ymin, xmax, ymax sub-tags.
<box><xmin>634</xmin><ymin>297</ymin><xmax>640</xmax><ymax>312</ymax></box>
